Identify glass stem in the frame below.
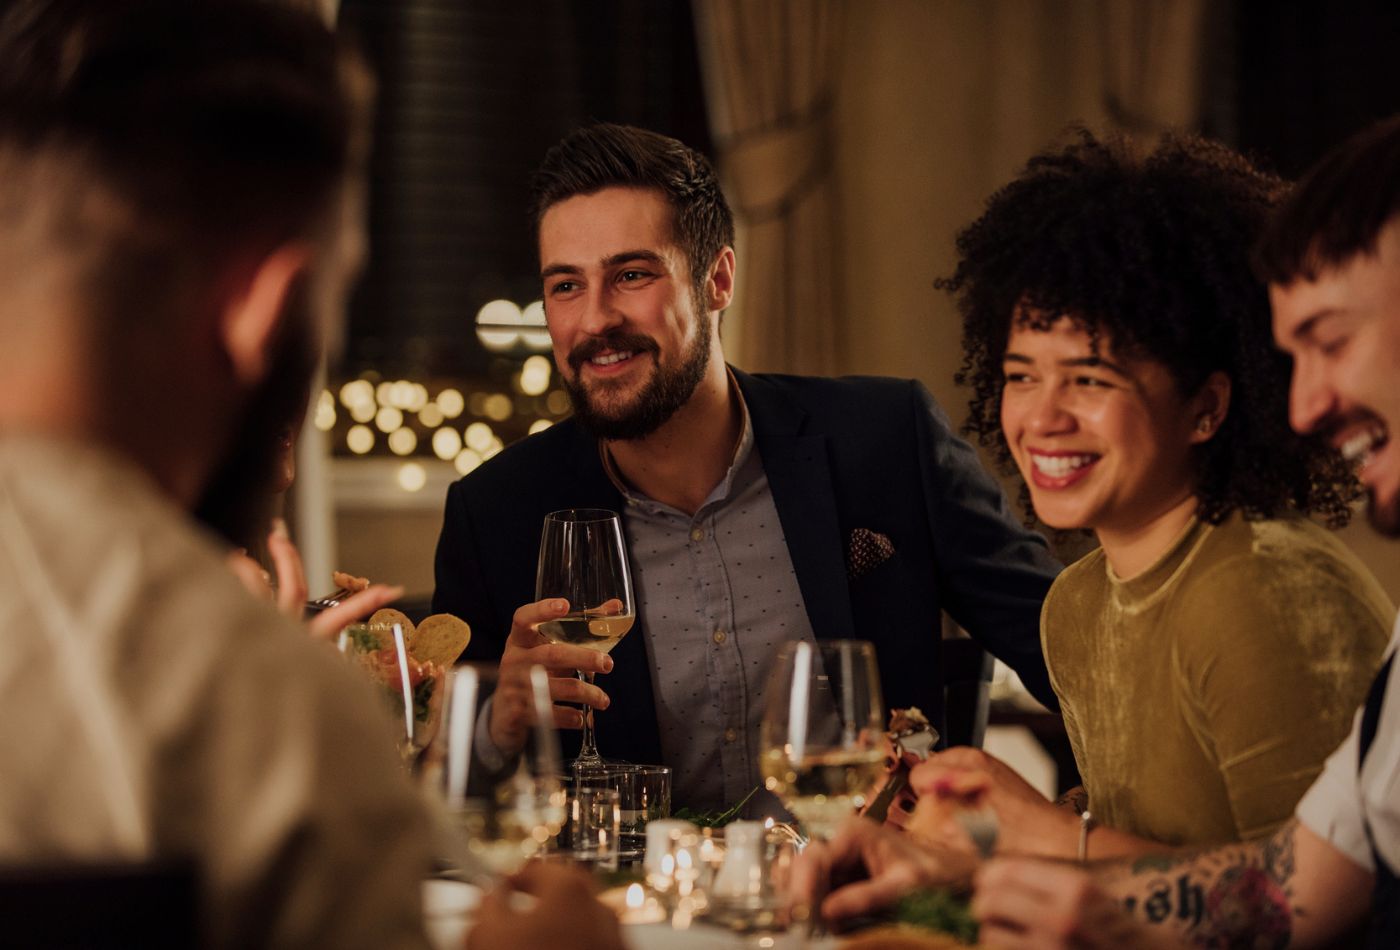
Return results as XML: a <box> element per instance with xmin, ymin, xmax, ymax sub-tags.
<box><xmin>575</xmin><ymin>670</ymin><xmax>601</xmax><ymax>766</ymax></box>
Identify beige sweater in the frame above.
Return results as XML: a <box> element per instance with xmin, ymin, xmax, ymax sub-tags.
<box><xmin>0</xmin><ymin>435</ymin><xmax>432</xmax><ymax>948</ymax></box>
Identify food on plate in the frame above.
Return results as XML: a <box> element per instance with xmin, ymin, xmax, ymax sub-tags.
<box><xmin>411</xmin><ymin>613</ymin><xmax>474</xmax><ymax>668</ymax></box>
<box><xmin>344</xmin><ymin>609</ymin><xmax>472</xmax><ymax>758</ymax></box>
<box><xmin>839</xmin><ymin>926</ymin><xmax>972</xmax><ymax>950</ymax></box>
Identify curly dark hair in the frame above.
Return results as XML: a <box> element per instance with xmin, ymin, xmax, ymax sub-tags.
<box><xmin>937</xmin><ymin>128</ymin><xmax>1360</xmax><ymax>527</ymax></box>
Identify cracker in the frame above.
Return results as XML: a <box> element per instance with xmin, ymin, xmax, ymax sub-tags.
<box><xmin>410</xmin><ymin>613</ymin><xmax>472</xmax><ymax>668</ymax></box>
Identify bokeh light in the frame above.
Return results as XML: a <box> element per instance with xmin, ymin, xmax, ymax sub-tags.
<box><xmin>464</xmin><ymin>422</ymin><xmax>494</xmax><ymax>452</ymax></box>
<box><xmin>397</xmin><ymin>462</ymin><xmax>427</xmax><ymax>492</ymax></box>
<box><xmin>437</xmin><ymin>388</ymin><xmax>465</xmax><ymax>419</ymax></box>
<box><xmin>418</xmin><ymin>403</ymin><xmax>445</xmax><ymax>428</ymax></box>
<box><xmin>375</xmin><ymin>406</ymin><xmax>404</xmax><ymax>433</ymax></box>
<box><xmin>476</xmin><ymin>299</ymin><xmax>523</xmax><ymax>352</ymax></box>
<box><xmin>519</xmin><ymin>355</ymin><xmax>552</xmax><ymax>396</ymax></box>
<box><xmin>388</xmin><ymin>428</ymin><xmax>417</xmax><ymax>456</ymax></box>
<box><xmin>432</xmin><ymin>427</ymin><xmax>463</xmax><ymax>460</ymax></box>
<box><xmin>346</xmin><ymin>425</ymin><xmax>374</xmax><ymax>454</ymax></box>
<box><xmin>454</xmin><ymin>449</ymin><xmax>483</xmax><ymax>477</ymax></box>
<box><xmin>314</xmin><ymin>390</ymin><xmax>336</xmax><ymax>431</ymax></box>
<box><xmin>339</xmin><ymin>379</ymin><xmax>374</xmax><ymax>410</ymax></box>
<box><xmin>483</xmin><ymin>393</ymin><xmax>513</xmax><ymax>421</ymax></box>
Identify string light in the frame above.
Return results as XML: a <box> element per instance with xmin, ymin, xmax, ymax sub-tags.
<box><xmin>454</xmin><ymin>449</ymin><xmax>482</xmax><ymax>476</ymax></box>
<box><xmin>388</xmin><ymin>428</ymin><xmax>417</xmax><ymax>456</ymax></box>
<box><xmin>464</xmin><ymin>422</ymin><xmax>494</xmax><ymax>453</ymax></box>
<box><xmin>339</xmin><ymin>379</ymin><xmax>374</xmax><ymax>410</ymax></box>
<box><xmin>528</xmin><ymin>419</ymin><xmax>553</xmax><ymax>435</ymax></box>
<box><xmin>476</xmin><ymin>299</ymin><xmax>522</xmax><ymax>352</ymax></box>
<box><xmin>418</xmin><ymin>403</ymin><xmax>445</xmax><ymax>428</ymax></box>
<box><xmin>483</xmin><ymin>394</ymin><xmax>513</xmax><ymax>422</ymax></box>
<box><xmin>519</xmin><ymin>355</ymin><xmax>552</xmax><ymax>396</ymax></box>
<box><xmin>432</xmin><ymin>427</ymin><xmax>462</xmax><ymax>460</ymax></box>
<box><xmin>397</xmin><ymin>462</ymin><xmax>427</xmax><ymax>492</ymax></box>
<box><xmin>375</xmin><ymin>406</ymin><xmax>404</xmax><ymax>433</ymax></box>
<box><xmin>437</xmin><ymin>389</ymin><xmax>465</xmax><ymax>419</ymax></box>
<box><xmin>347</xmin><ymin>425</ymin><xmax>374</xmax><ymax>454</ymax></box>
<box><xmin>314</xmin><ymin>390</ymin><xmax>336</xmax><ymax>431</ymax></box>
<box><xmin>520</xmin><ymin>300</ymin><xmax>550</xmax><ymax>351</ymax></box>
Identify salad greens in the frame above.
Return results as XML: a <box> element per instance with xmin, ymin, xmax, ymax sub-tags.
<box><xmin>893</xmin><ymin>889</ymin><xmax>979</xmax><ymax>944</ymax></box>
<box><xmin>671</xmin><ymin>786</ymin><xmax>759</xmax><ymax>828</ymax></box>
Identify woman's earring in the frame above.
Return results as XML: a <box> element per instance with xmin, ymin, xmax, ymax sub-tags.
<box><xmin>1196</xmin><ymin>416</ymin><xmax>1214</xmax><ymax>435</ymax></box>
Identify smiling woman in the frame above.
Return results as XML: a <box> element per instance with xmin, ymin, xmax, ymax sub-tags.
<box><xmin>932</xmin><ymin>129</ymin><xmax>1395</xmax><ymax>858</ymax></box>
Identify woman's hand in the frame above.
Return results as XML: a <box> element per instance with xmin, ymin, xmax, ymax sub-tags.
<box><xmin>789</xmin><ymin>818</ymin><xmax>978</xmax><ymax>926</ymax></box>
<box><xmin>906</xmin><ymin>747</ymin><xmax>1080</xmax><ymax>859</ymax></box>
<box><xmin>227</xmin><ymin>519</ymin><xmax>404</xmax><ymax>641</ymax></box>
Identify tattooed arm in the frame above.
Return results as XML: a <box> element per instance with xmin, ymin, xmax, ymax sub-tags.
<box><xmin>1056</xmin><ymin>784</ymin><xmax>1089</xmax><ymax>814</ymax></box>
<box><xmin>974</xmin><ymin>819</ymin><xmax>1373</xmax><ymax>949</ymax></box>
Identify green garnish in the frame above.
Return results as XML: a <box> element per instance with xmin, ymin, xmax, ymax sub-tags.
<box><xmin>672</xmin><ymin>786</ymin><xmax>759</xmax><ymax>828</ymax></box>
<box><xmin>347</xmin><ymin>623</ymin><xmax>382</xmax><ymax>653</ymax></box>
<box><xmin>412</xmin><ymin>677</ymin><xmax>434</xmax><ymax>722</ymax></box>
<box><xmin>893</xmin><ymin>889</ymin><xmax>979</xmax><ymax>944</ymax></box>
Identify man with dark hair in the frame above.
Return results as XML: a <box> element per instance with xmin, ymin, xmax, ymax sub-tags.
<box><xmin>793</xmin><ymin>115</ymin><xmax>1400</xmax><ymax>949</ymax></box>
<box><xmin>432</xmin><ymin>122</ymin><xmax>1062</xmax><ymax>813</ymax></box>
<box><xmin>0</xmin><ymin>2</ymin><xmax>435</xmax><ymax>946</ymax></box>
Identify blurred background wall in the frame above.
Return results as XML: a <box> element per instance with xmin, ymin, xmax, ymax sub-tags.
<box><xmin>305</xmin><ymin>0</ymin><xmax>1400</xmax><ymax>606</ymax></box>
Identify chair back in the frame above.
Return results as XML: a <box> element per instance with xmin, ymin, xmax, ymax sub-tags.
<box><xmin>942</xmin><ymin>637</ymin><xmax>994</xmax><ymax>748</ymax></box>
<box><xmin>0</xmin><ymin>859</ymin><xmax>199</xmax><ymax>949</ymax></box>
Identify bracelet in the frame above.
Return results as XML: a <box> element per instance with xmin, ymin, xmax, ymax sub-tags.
<box><xmin>1078</xmin><ymin>810</ymin><xmax>1095</xmax><ymax>863</ymax></box>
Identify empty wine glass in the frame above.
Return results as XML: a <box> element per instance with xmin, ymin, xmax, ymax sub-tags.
<box><xmin>535</xmin><ymin>509</ymin><xmax>635</xmax><ymax>773</ymax></box>
<box><xmin>759</xmin><ymin>640</ymin><xmax>885</xmax><ymax>840</ymax></box>
<box><xmin>431</xmin><ymin>663</ymin><xmax>567</xmax><ymax>879</ymax></box>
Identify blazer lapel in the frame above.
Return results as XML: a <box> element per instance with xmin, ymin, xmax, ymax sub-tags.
<box><xmin>735</xmin><ymin>370</ymin><xmax>857</xmax><ymax>642</ymax></box>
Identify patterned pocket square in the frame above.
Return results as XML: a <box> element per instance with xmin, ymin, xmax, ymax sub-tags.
<box><xmin>847</xmin><ymin>528</ymin><xmax>896</xmax><ymax>580</ymax></box>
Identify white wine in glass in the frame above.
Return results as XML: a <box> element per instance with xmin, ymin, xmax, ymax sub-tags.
<box><xmin>435</xmin><ymin>664</ymin><xmax>567</xmax><ymax>880</ymax></box>
<box><xmin>535</xmin><ymin>508</ymin><xmax>635</xmax><ymax>771</ymax></box>
<box><xmin>759</xmin><ymin>640</ymin><xmax>885</xmax><ymax>840</ymax></box>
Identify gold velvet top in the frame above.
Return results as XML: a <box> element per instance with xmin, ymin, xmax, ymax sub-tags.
<box><xmin>1045</xmin><ymin>513</ymin><xmax>1393</xmax><ymax>847</ymax></box>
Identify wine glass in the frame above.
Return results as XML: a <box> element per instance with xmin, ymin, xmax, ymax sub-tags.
<box><xmin>759</xmin><ymin>640</ymin><xmax>885</xmax><ymax>840</ymax></box>
<box><xmin>431</xmin><ymin>663</ymin><xmax>567</xmax><ymax>878</ymax></box>
<box><xmin>535</xmin><ymin>508</ymin><xmax>635</xmax><ymax>773</ymax></box>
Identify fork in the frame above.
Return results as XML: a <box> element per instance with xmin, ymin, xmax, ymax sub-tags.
<box><xmin>305</xmin><ymin>587</ymin><xmax>354</xmax><ymax>614</ymax></box>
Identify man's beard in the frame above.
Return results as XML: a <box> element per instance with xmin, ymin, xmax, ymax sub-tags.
<box><xmin>562</xmin><ymin>311</ymin><xmax>713</xmax><ymax>441</ymax></box>
<box><xmin>194</xmin><ymin>290</ymin><xmax>319</xmax><ymax>550</ymax></box>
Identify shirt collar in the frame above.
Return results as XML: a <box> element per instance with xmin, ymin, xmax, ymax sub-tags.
<box><xmin>599</xmin><ymin>368</ymin><xmax>755</xmax><ymax>512</ymax></box>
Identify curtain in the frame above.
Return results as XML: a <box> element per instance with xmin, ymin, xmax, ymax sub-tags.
<box><xmin>692</xmin><ymin>0</ymin><xmax>844</xmax><ymax>375</ymax></box>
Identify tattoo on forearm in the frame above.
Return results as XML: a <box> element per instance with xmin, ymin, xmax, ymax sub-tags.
<box><xmin>1110</xmin><ymin>819</ymin><xmax>1297</xmax><ymax>949</ymax></box>
<box><xmin>1056</xmin><ymin>785</ymin><xmax>1089</xmax><ymax>814</ymax></box>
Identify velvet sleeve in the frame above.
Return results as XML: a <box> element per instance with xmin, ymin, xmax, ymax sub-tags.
<box><xmin>1172</xmin><ymin>551</ymin><xmax>1391</xmax><ymax>840</ymax></box>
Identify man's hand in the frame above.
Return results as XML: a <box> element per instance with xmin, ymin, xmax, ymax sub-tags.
<box><xmin>907</xmin><ymin>747</ymin><xmax>1078</xmax><ymax>859</ymax></box>
<box><xmin>789</xmin><ymin>818</ymin><xmax>977</xmax><ymax>926</ymax></box>
<box><xmin>467</xmin><ymin>862</ymin><xmax>624</xmax><ymax>950</ymax></box>
<box><xmin>973</xmin><ymin>859</ymin><xmax>1172</xmax><ymax>949</ymax></box>
<box><xmin>489</xmin><ymin>598</ymin><xmax>613</xmax><ymax>756</ymax></box>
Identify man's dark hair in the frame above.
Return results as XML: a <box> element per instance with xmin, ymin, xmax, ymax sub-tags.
<box><xmin>940</xmin><ymin>128</ymin><xmax>1359</xmax><ymax>527</ymax></box>
<box><xmin>529</xmin><ymin>122</ymin><xmax>735</xmax><ymax>305</ymax></box>
<box><xmin>1255</xmin><ymin>114</ymin><xmax>1400</xmax><ymax>285</ymax></box>
<box><xmin>0</xmin><ymin>0</ymin><xmax>369</xmax><ymax>332</ymax></box>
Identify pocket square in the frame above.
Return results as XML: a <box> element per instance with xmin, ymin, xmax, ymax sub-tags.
<box><xmin>847</xmin><ymin>528</ymin><xmax>895</xmax><ymax>580</ymax></box>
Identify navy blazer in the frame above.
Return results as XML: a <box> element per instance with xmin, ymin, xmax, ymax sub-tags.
<box><xmin>432</xmin><ymin>370</ymin><xmax>1061</xmax><ymax>765</ymax></box>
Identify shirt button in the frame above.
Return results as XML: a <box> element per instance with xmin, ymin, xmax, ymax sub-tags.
<box><xmin>723</xmin><ymin>728</ymin><xmax>738</xmax><ymax>743</ymax></box>
<box><xmin>690</xmin><ymin>528</ymin><xmax>705</xmax><ymax>542</ymax></box>
<box><xmin>712</xmin><ymin>630</ymin><xmax>727</xmax><ymax>645</ymax></box>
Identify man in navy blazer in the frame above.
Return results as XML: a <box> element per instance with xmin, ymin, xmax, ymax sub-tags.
<box><xmin>432</xmin><ymin>124</ymin><xmax>1059</xmax><ymax>809</ymax></box>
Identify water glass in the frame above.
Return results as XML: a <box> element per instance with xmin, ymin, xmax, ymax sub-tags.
<box><xmin>568</xmin><ymin>786</ymin><xmax>621</xmax><ymax>871</ymax></box>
